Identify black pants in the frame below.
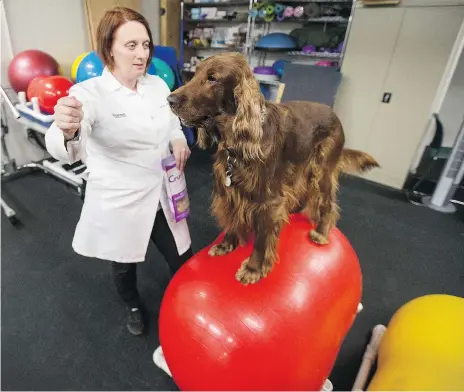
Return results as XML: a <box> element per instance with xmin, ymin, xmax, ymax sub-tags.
<box><xmin>111</xmin><ymin>209</ymin><xmax>193</xmax><ymax>308</ymax></box>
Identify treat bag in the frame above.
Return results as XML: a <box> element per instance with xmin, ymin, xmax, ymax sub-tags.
<box><xmin>162</xmin><ymin>154</ymin><xmax>190</xmax><ymax>222</ymax></box>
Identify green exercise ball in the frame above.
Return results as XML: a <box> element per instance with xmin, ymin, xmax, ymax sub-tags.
<box><xmin>148</xmin><ymin>57</ymin><xmax>175</xmax><ymax>90</ymax></box>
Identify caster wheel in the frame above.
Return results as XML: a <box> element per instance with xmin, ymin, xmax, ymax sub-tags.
<box><xmin>9</xmin><ymin>215</ymin><xmax>19</xmax><ymax>225</ymax></box>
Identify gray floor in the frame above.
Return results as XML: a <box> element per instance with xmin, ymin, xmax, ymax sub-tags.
<box><xmin>2</xmin><ymin>147</ymin><xmax>464</xmax><ymax>390</ymax></box>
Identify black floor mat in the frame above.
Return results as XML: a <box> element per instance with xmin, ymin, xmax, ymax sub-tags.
<box><xmin>2</xmin><ymin>147</ymin><xmax>464</xmax><ymax>391</ymax></box>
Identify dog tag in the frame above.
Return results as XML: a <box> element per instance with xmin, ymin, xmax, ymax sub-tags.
<box><xmin>225</xmin><ymin>176</ymin><xmax>231</xmax><ymax>187</ymax></box>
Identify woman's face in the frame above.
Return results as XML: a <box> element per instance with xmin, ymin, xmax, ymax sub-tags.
<box><xmin>111</xmin><ymin>20</ymin><xmax>150</xmax><ymax>80</ymax></box>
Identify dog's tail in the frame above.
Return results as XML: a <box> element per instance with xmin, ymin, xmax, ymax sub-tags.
<box><xmin>337</xmin><ymin>149</ymin><xmax>380</xmax><ymax>174</ymax></box>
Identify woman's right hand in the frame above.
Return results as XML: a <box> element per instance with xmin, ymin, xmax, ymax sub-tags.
<box><xmin>54</xmin><ymin>96</ymin><xmax>83</xmax><ymax>140</ymax></box>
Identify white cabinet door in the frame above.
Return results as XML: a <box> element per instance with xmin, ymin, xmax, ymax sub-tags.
<box><xmin>334</xmin><ymin>7</ymin><xmax>405</xmax><ymax>152</ymax></box>
<box><xmin>364</xmin><ymin>6</ymin><xmax>464</xmax><ymax>188</ymax></box>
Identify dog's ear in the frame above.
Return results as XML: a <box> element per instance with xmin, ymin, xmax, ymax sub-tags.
<box><xmin>232</xmin><ymin>69</ymin><xmax>265</xmax><ymax>161</ymax></box>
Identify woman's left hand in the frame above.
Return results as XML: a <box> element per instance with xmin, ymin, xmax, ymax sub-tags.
<box><xmin>172</xmin><ymin>139</ymin><xmax>191</xmax><ymax>172</ymax></box>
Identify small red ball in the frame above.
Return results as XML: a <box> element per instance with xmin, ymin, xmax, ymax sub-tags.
<box><xmin>36</xmin><ymin>75</ymin><xmax>73</xmax><ymax>114</ymax></box>
<box><xmin>27</xmin><ymin>76</ymin><xmax>47</xmax><ymax>101</ymax></box>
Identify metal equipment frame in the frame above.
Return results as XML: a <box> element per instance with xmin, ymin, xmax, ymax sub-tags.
<box><xmin>1</xmin><ymin>86</ymin><xmax>85</xmax><ymax>225</ymax></box>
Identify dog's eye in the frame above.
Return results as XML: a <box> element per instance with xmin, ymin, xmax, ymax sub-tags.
<box><xmin>207</xmin><ymin>74</ymin><xmax>217</xmax><ymax>83</ymax></box>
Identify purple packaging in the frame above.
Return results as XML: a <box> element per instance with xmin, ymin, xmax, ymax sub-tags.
<box><xmin>162</xmin><ymin>154</ymin><xmax>190</xmax><ymax>222</ymax></box>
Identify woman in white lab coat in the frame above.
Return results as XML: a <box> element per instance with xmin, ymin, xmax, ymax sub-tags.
<box><xmin>45</xmin><ymin>7</ymin><xmax>193</xmax><ymax>336</ymax></box>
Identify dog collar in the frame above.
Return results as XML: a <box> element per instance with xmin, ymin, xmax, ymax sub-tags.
<box><xmin>225</xmin><ymin>148</ymin><xmax>236</xmax><ymax>187</ymax></box>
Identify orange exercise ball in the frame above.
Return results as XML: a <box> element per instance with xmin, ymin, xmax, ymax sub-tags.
<box><xmin>35</xmin><ymin>75</ymin><xmax>73</xmax><ymax>114</ymax></box>
<box><xmin>159</xmin><ymin>213</ymin><xmax>362</xmax><ymax>391</ymax></box>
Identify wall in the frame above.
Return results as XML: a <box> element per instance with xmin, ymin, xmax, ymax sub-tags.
<box><xmin>1</xmin><ymin>0</ymin><xmax>49</xmax><ymax>165</ymax></box>
<box><xmin>333</xmin><ymin>1</ymin><xmax>464</xmax><ymax>189</ymax></box>
<box><xmin>1</xmin><ymin>0</ymin><xmax>13</xmax><ymax>87</ymax></box>
<box><xmin>142</xmin><ymin>0</ymin><xmax>160</xmax><ymax>44</ymax></box>
<box><xmin>4</xmin><ymin>0</ymin><xmax>89</xmax><ymax>79</ymax></box>
<box><xmin>1</xmin><ymin>0</ymin><xmax>160</xmax><ymax>166</ymax></box>
<box><xmin>439</xmin><ymin>48</ymin><xmax>464</xmax><ymax>147</ymax></box>
<box><xmin>4</xmin><ymin>0</ymin><xmax>160</xmax><ymax>77</ymax></box>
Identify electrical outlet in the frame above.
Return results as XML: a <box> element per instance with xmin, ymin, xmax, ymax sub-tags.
<box><xmin>382</xmin><ymin>93</ymin><xmax>392</xmax><ymax>103</ymax></box>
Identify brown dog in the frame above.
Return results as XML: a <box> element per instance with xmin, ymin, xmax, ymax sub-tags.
<box><xmin>167</xmin><ymin>52</ymin><xmax>379</xmax><ymax>285</ymax></box>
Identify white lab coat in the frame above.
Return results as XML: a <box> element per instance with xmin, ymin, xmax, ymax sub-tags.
<box><xmin>45</xmin><ymin>68</ymin><xmax>191</xmax><ymax>263</ymax></box>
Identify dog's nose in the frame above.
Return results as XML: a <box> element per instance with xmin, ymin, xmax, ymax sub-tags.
<box><xmin>167</xmin><ymin>94</ymin><xmax>181</xmax><ymax>107</ymax></box>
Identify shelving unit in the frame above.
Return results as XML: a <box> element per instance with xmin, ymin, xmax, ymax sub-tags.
<box><xmin>184</xmin><ymin>0</ymin><xmax>250</xmax><ymax>7</ymax></box>
<box><xmin>180</xmin><ymin>0</ymin><xmax>252</xmax><ymax>71</ymax></box>
<box><xmin>180</xmin><ymin>0</ymin><xmax>356</xmax><ymax>77</ymax></box>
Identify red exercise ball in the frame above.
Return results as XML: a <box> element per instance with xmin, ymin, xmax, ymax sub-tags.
<box><xmin>159</xmin><ymin>213</ymin><xmax>362</xmax><ymax>391</ymax></box>
<box><xmin>36</xmin><ymin>76</ymin><xmax>73</xmax><ymax>114</ymax></box>
<box><xmin>26</xmin><ymin>76</ymin><xmax>47</xmax><ymax>101</ymax></box>
<box><xmin>8</xmin><ymin>49</ymin><xmax>59</xmax><ymax>93</ymax></box>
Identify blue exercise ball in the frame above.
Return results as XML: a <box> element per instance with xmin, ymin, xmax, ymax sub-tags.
<box><xmin>147</xmin><ymin>57</ymin><xmax>175</xmax><ymax>90</ymax></box>
<box><xmin>76</xmin><ymin>51</ymin><xmax>104</xmax><ymax>83</ymax></box>
<box><xmin>272</xmin><ymin>59</ymin><xmax>290</xmax><ymax>77</ymax></box>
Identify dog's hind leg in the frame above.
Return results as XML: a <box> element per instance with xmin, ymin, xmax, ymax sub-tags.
<box><xmin>303</xmin><ymin>137</ymin><xmax>342</xmax><ymax>245</ymax></box>
<box><xmin>308</xmin><ymin>169</ymin><xmax>340</xmax><ymax>245</ymax></box>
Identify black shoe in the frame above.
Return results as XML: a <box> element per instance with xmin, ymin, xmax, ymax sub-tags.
<box><xmin>126</xmin><ymin>307</ymin><xmax>144</xmax><ymax>336</ymax></box>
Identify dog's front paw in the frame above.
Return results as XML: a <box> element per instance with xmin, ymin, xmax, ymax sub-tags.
<box><xmin>235</xmin><ymin>257</ymin><xmax>274</xmax><ymax>285</ymax></box>
<box><xmin>309</xmin><ymin>229</ymin><xmax>329</xmax><ymax>245</ymax></box>
<box><xmin>235</xmin><ymin>258</ymin><xmax>262</xmax><ymax>285</ymax></box>
<box><xmin>208</xmin><ymin>241</ymin><xmax>235</xmax><ymax>256</ymax></box>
